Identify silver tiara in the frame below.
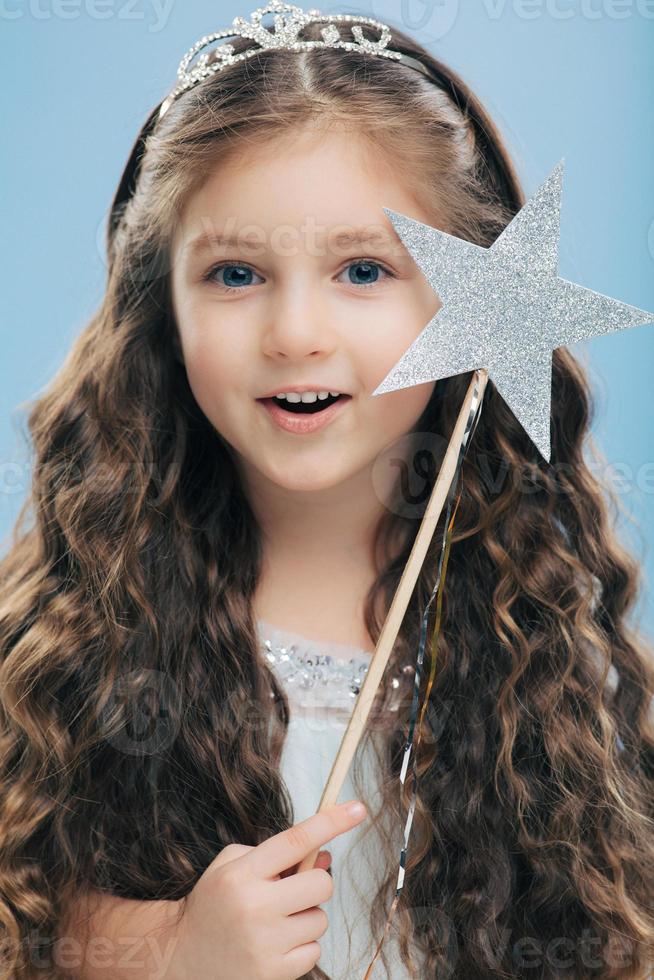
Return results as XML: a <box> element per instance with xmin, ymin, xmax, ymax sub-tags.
<box><xmin>158</xmin><ymin>0</ymin><xmax>433</xmax><ymax>120</ymax></box>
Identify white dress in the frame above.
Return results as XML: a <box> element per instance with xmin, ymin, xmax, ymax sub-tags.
<box><xmin>257</xmin><ymin>619</ymin><xmax>426</xmax><ymax>980</ymax></box>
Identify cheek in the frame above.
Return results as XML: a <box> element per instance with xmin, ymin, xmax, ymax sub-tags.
<box><xmin>356</xmin><ymin>322</ymin><xmax>435</xmax><ymax>432</ymax></box>
<box><xmin>181</xmin><ymin>345</ymin><xmax>240</xmax><ymax>440</ymax></box>
<box><xmin>180</xmin><ymin>316</ymin><xmax>250</xmax><ymax>404</ymax></box>
<box><xmin>360</xmin><ymin>288</ymin><xmax>436</xmax><ymax>380</ymax></box>
<box><xmin>370</xmin><ymin>382</ymin><xmax>435</xmax><ymax>439</ymax></box>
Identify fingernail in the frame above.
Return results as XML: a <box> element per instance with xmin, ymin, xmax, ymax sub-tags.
<box><xmin>345</xmin><ymin>801</ymin><xmax>366</xmax><ymax>818</ymax></box>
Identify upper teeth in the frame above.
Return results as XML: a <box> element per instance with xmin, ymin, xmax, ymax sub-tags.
<box><xmin>274</xmin><ymin>391</ymin><xmax>341</xmax><ymax>402</ymax></box>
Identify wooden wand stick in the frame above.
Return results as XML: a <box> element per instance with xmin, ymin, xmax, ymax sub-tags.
<box><xmin>297</xmin><ymin>368</ymin><xmax>489</xmax><ymax>874</ymax></box>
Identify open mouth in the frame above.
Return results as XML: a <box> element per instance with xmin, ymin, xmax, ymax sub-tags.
<box><xmin>256</xmin><ymin>393</ymin><xmax>352</xmax><ymax>434</ymax></box>
<box><xmin>259</xmin><ymin>394</ymin><xmax>349</xmax><ymax>414</ymax></box>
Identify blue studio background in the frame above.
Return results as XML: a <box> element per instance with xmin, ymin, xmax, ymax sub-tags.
<box><xmin>1</xmin><ymin>0</ymin><xmax>653</xmax><ymax>638</ymax></box>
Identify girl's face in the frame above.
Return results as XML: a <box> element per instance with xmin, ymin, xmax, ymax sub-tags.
<box><xmin>170</xmin><ymin>126</ymin><xmax>442</xmax><ymax>495</ymax></box>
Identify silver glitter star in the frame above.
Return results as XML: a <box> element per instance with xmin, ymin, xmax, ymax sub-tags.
<box><xmin>373</xmin><ymin>159</ymin><xmax>654</xmax><ymax>463</ymax></box>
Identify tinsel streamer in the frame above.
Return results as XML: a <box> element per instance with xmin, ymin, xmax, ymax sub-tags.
<box><xmin>362</xmin><ymin>375</ymin><xmax>485</xmax><ymax>979</ymax></box>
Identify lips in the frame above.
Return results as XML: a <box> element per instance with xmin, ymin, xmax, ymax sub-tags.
<box><xmin>257</xmin><ymin>394</ymin><xmax>352</xmax><ymax>434</ymax></box>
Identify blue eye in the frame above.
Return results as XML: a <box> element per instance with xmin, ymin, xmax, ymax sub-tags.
<box><xmin>208</xmin><ymin>265</ymin><xmax>261</xmax><ymax>290</ymax></box>
<box><xmin>203</xmin><ymin>259</ymin><xmax>395</xmax><ymax>292</ymax></box>
<box><xmin>345</xmin><ymin>261</ymin><xmax>388</xmax><ymax>288</ymax></box>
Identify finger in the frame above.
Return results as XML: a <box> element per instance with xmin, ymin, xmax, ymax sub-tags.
<box><xmin>281</xmin><ymin>940</ymin><xmax>322</xmax><ymax>980</ymax></box>
<box><xmin>279</xmin><ymin>849</ymin><xmax>331</xmax><ymax>879</ymax></box>
<box><xmin>247</xmin><ymin>801</ymin><xmax>366</xmax><ymax>880</ymax></box>
<box><xmin>210</xmin><ymin>842</ymin><xmax>255</xmax><ymax>874</ymax></box>
<box><xmin>274</xmin><ymin>866</ymin><xmax>334</xmax><ymax>916</ymax></box>
<box><xmin>281</xmin><ymin>906</ymin><xmax>329</xmax><ymax>953</ymax></box>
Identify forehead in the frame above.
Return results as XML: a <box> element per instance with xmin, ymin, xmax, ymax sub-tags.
<box><xmin>174</xmin><ymin>127</ymin><xmax>433</xmax><ymax>257</ymax></box>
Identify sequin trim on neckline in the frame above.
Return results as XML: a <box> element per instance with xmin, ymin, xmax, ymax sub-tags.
<box><xmin>257</xmin><ymin>619</ymin><xmax>414</xmax><ymax>714</ymax></box>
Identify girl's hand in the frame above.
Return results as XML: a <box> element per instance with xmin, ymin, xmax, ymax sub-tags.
<box><xmin>169</xmin><ymin>800</ymin><xmax>368</xmax><ymax>980</ymax></box>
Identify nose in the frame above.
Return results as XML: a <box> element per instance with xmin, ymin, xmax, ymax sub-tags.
<box><xmin>260</xmin><ymin>280</ymin><xmax>339</xmax><ymax>361</ymax></box>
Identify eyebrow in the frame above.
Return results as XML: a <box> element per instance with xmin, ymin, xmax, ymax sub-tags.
<box><xmin>185</xmin><ymin>227</ymin><xmax>402</xmax><ymax>258</ymax></box>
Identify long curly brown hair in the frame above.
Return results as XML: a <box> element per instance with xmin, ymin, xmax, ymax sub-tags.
<box><xmin>1</xmin><ymin>18</ymin><xmax>653</xmax><ymax>980</ymax></box>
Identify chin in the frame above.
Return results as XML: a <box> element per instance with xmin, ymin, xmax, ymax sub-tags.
<box><xmin>254</xmin><ymin>451</ymin><xmax>358</xmax><ymax>491</ymax></box>
<box><xmin>266</xmin><ymin>468</ymin><xmax>349</xmax><ymax>494</ymax></box>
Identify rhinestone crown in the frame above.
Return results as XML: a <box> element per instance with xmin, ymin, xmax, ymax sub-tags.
<box><xmin>158</xmin><ymin>0</ymin><xmax>432</xmax><ymax>120</ymax></box>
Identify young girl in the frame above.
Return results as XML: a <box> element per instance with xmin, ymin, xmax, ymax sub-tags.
<box><xmin>1</xmin><ymin>7</ymin><xmax>653</xmax><ymax>980</ymax></box>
